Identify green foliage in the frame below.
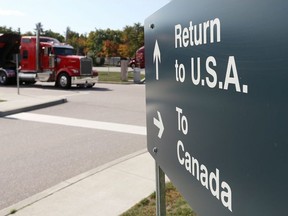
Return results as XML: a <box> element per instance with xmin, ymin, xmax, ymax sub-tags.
<box><xmin>43</xmin><ymin>29</ymin><xmax>65</xmax><ymax>42</ymax></box>
<box><xmin>87</xmin><ymin>28</ymin><xmax>123</xmax><ymax>58</ymax></box>
<box><xmin>121</xmin><ymin>182</ymin><xmax>196</xmax><ymax>216</ymax></box>
<box><xmin>65</xmin><ymin>27</ymin><xmax>86</xmax><ymax>55</ymax></box>
<box><xmin>0</xmin><ymin>23</ymin><xmax>144</xmax><ymax>60</ymax></box>
<box><xmin>0</xmin><ymin>26</ymin><xmax>19</xmax><ymax>34</ymax></box>
<box><xmin>85</xmin><ymin>23</ymin><xmax>144</xmax><ymax>59</ymax></box>
<box><xmin>87</xmin><ymin>29</ymin><xmax>106</xmax><ymax>57</ymax></box>
<box><xmin>98</xmin><ymin>71</ymin><xmax>144</xmax><ymax>83</ymax></box>
<box><xmin>121</xmin><ymin>23</ymin><xmax>144</xmax><ymax>57</ymax></box>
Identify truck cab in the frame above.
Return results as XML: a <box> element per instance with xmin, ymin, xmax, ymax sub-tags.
<box><xmin>0</xmin><ymin>33</ymin><xmax>98</xmax><ymax>88</ymax></box>
<box><xmin>19</xmin><ymin>36</ymin><xmax>98</xmax><ymax>88</ymax></box>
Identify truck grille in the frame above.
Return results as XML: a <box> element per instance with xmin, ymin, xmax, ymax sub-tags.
<box><xmin>80</xmin><ymin>57</ymin><xmax>92</xmax><ymax>75</ymax></box>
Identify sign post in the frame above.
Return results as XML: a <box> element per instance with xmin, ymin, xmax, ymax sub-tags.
<box><xmin>16</xmin><ymin>54</ymin><xmax>20</xmax><ymax>95</ymax></box>
<box><xmin>145</xmin><ymin>0</ymin><xmax>288</xmax><ymax>215</ymax></box>
<box><xmin>155</xmin><ymin>163</ymin><xmax>166</xmax><ymax>216</ymax></box>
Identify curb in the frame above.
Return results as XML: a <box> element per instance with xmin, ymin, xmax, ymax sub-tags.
<box><xmin>0</xmin><ymin>149</ymin><xmax>147</xmax><ymax>216</ymax></box>
<box><xmin>0</xmin><ymin>98</ymin><xmax>67</xmax><ymax>117</ymax></box>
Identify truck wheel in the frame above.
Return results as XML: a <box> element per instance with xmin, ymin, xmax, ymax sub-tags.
<box><xmin>130</xmin><ymin>63</ymin><xmax>136</xmax><ymax>69</ymax></box>
<box><xmin>0</xmin><ymin>71</ymin><xmax>8</xmax><ymax>85</ymax></box>
<box><xmin>86</xmin><ymin>83</ymin><xmax>95</xmax><ymax>88</ymax></box>
<box><xmin>57</xmin><ymin>73</ymin><xmax>71</xmax><ymax>89</ymax></box>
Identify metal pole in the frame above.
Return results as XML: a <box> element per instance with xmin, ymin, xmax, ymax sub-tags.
<box><xmin>16</xmin><ymin>54</ymin><xmax>20</xmax><ymax>95</ymax></box>
<box><xmin>35</xmin><ymin>24</ymin><xmax>40</xmax><ymax>72</ymax></box>
<box><xmin>155</xmin><ymin>163</ymin><xmax>166</xmax><ymax>216</ymax></box>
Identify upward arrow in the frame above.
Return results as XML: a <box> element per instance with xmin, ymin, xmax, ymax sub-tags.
<box><xmin>153</xmin><ymin>40</ymin><xmax>161</xmax><ymax>80</ymax></box>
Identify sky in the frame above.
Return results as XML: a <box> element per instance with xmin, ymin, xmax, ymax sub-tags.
<box><xmin>0</xmin><ymin>0</ymin><xmax>170</xmax><ymax>35</ymax></box>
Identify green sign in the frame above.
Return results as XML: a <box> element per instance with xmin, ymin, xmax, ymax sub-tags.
<box><xmin>145</xmin><ymin>0</ymin><xmax>288</xmax><ymax>215</ymax></box>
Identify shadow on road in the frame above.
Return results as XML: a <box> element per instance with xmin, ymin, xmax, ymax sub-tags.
<box><xmin>0</xmin><ymin>83</ymin><xmax>112</xmax><ymax>92</ymax></box>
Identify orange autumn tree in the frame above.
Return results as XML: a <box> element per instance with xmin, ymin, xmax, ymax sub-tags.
<box><xmin>103</xmin><ymin>39</ymin><xmax>119</xmax><ymax>58</ymax></box>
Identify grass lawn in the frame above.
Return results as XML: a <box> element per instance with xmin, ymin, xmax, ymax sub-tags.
<box><xmin>98</xmin><ymin>71</ymin><xmax>145</xmax><ymax>83</ymax></box>
<box><xmin>120</xmin><ymin>182</ymin><xmax>196</xmax><ymax>216</ymax></box>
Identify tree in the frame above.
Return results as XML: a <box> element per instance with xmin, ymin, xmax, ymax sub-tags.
<box><xmin>44</xmin><ymin>29</ymin><xmax>65</xmax><ymax>42</ymax></box>
<box><xmin>65</xmin><ymin>27</ymin><xmax>88</xmax><ymax>55</ymax></box>
<box><xmin>22</xmin><ymin>31</ymin><xmax>34</xmax><ymax>36</ymax></box>
<box><xmin>77</xmin><ymin>34</ymin><xmax>89</xmax><ymax>55</ymax></box>
<box><xmin>118</xmin><ymin>44</ymin><xmax>130</xmax><ymax>58</ymax></box>
<box><xmin>121</xmin><ymin>23</ymin><xmax>144</xmax><ymax>57</ymax></box>
<box><xmin>0</xmin><ymin>26</ymin><xmax>18</xmax><ymax>34</ymax></box>
<box><xmin>87</xmin><ymin>29</ymin><xmax>107</xmax><ymax>65</ymax></box>
<box><xmin>102</xmin><ymin>29</ymin><xmax>122</xmax><ymax>57</ymax></box>
<box><xmin>87</xmin><ymin>29</ymin><xmax>106</xmax><ymax>57</ymax></box>
<box><xmin>1</xmin><ymin>23</ymin><xmax>144</xmax><ymax>61</ymax></box>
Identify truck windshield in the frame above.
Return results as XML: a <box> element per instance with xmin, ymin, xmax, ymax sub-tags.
<box><xmin>53</xmin><ymin>47</ymin><xmax>76</xmax><ymax>56</ymax></box>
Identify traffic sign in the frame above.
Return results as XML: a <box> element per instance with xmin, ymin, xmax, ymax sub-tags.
<box><xmin>145</xmin><ymin>0</ymin><xmax>288</xmax><ymax>215</ymax></box>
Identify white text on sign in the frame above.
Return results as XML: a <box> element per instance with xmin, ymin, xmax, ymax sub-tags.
<box><xmin>174</xmin><ymin>18</ymin><xmax>248</xmax><ymax>94</ymax></box>
<box><xmin>176</xmin><ymin>107</ymin><xmax>233</xmax><ymax>212</ymax></box>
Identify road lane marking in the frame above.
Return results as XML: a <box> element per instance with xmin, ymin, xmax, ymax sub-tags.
<box><xmin>7</xmin><ymin>113</ymin><xmax>146</xmax><ymax>136</ymax></box>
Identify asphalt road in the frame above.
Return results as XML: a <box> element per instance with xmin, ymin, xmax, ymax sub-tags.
<box><xmin>0</xmin><ymin>83</ymin><xmax>146</xmax><ymax>210</ymax></box>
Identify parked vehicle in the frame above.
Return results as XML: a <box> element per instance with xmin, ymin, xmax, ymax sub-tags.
<box><xmin>0</xmin><ymin>32</ymin><xmax>98</xmax><ymax>88</ymax></box>
<box><xmin>129</xmin><ymin>58</ymin><xmax>137</xmax><ymax>68</ymax></box>
<box><xmin>0</xmin><ymin>33</ymin><xmax>20</xmax><ymax>85</ymax></box>
<box><xmin>129</xmin><ymin>46</ymin><xmax>145</xmax><ymax>69</ymax></box>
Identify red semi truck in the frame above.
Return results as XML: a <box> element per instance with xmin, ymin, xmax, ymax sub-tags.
<box><xmin>0</xmin><ymin>33</ymin><xmax>98</xmax><ymax>88</ymax></box>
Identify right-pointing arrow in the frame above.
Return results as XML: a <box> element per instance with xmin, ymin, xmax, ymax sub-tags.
<box><xmin>153</xmin><ymin>111</ymin><xmax>164</xmax><ymax>139</ymax></box>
